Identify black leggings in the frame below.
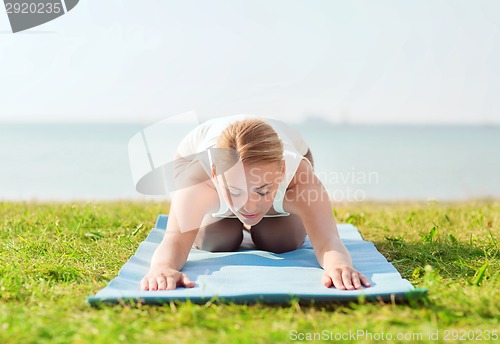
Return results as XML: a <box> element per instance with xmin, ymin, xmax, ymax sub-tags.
<box><xmin>193</xmin><ymin>214</ymin><xmax>307</xmax><ymax>254</ymax></box>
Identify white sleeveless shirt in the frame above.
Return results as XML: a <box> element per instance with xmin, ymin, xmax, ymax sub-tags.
<box><xmin>176</xmin><ymin>114</ymin><xmax>309</xmax><ymax>218</ymax></box>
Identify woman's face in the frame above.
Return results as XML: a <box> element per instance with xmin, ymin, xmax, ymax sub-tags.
<box><xmin>216</xmin><ymin>160</ymin><xmax>284</xmax><ymax>226</ymax></box>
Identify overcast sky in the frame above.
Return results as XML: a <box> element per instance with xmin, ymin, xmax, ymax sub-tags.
<box><xmin>0</xmin><ymin>0</ymin><xmax>499</xmax><ymax>124</ymax></box>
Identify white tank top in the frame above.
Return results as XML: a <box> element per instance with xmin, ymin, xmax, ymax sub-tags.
<box><xmin>176</xmin><ymin>114</ymin><xmax>310</xmax><ymax>218</ymax></box>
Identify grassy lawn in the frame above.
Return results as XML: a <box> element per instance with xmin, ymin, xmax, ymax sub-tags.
<box><xmin>0</xmin><ymin>200</ymin><xmax>498</xmax><ymax>343</ymax></box>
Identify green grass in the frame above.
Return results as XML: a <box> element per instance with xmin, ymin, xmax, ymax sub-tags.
<box><xmin>0</xmin><ymin>200</ymin><xmax>498</xmax><ymax>343</ymax></box>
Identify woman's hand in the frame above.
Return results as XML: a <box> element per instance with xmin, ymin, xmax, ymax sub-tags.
<box><xmin>322</xmin><ymin>265</ymin><xmax>371</xmax><ymax>290</ymax></box>
<box><xmin>141</xmin><ymin>267</ymin><xmax>195</xmax><ymax>291</ymax></box>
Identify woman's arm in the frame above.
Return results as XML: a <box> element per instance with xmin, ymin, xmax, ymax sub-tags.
<box><xmin>141</xmin><ymin>181</ymin><xmax>219</xmax><ymax>290</ymax></box>
<box><xmin>285</xmin><ymin>160</ymin><xmax>371</xmax><ymax>290</ymax></box>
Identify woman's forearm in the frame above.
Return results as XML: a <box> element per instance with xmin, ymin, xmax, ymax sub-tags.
<box><xmin>150</xmin><ymin>233</ymin><xmax>192</xmax><ymax>271</ymax></box>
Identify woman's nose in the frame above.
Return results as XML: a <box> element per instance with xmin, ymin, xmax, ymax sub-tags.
<box><xmin>242</xmin><ymin>199</ymin><xmax>259</xmax><ymax>214</ymax></box>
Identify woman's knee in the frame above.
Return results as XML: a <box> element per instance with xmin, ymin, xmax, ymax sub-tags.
<box><xmin>194</xmin><ymin>219</ymin><xmax>243</xmax><ymax>252</ymax></box>
<box><xmin>250</xmin><ymin>216</ymin><xmax>306</xmax><ymax>254</ymax></box>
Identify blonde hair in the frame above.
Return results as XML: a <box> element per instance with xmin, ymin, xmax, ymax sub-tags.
<box><xmin>215</xmin><ymin>119</ymin><xmax>283</xmax><ymax>168</ymax></box>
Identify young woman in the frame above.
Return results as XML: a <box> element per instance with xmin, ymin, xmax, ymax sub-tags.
<box><xmin>141</xmin><ymin>115</ymin><xmax>371</xmax><ymax>291</ymax></box>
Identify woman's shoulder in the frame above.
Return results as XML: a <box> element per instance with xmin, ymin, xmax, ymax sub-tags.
<box><xmin>172</xmin><ymin>178</ymin><xmax>220</xmax><ymax>214</ymax></box>
<box><xmin>286</xmin><ymin>158</ymin><xmax>315</xmax><ymax>191</ymax></box>
<box><xmin>282</xmin><ymin>158</ymin><xmax>325</xmax><ymax>215</ymax></box>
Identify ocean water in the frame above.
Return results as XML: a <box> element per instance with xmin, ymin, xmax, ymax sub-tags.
<box><xmin>0</xmin><ymin>122</ymin><xmax>499</xmax><ymax>202</ymax></box>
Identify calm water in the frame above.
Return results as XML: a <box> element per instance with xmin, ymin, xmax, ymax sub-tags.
<box><xmin>1</xmin><ymin>122</ymin><xmax>499</xmax><ymax>202</ymax></box>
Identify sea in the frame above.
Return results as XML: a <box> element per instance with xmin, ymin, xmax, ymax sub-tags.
<box><xmin>1</xmin><ymin>121</ymin><xmax>499</xmax><ymax>202</ymax></box>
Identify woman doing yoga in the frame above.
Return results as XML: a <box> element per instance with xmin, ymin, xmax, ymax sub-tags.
<box><xmin>141</xmin><ymin>115</ymin><xmax>371</xmax><ymax>291</ymax></box>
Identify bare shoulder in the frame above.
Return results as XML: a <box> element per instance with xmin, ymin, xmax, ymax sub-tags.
<box><xmin>168</xmin><ymin>179</ymin><xmax>221</xmax><ymax>234</ymax></box>
<box><xmin>283</xmin><ymin>159</ymin><xmax>317</xmax><ymax>214</ymax></box>
<box><xmin>287</xmin><ymin>158</ymin><xmax>316</xmax><ymax>190</ymax></box>
<box><xmin>173</xmin><ymin>178</ymin><xmax>219</xmax><ymax>214</ymax></box>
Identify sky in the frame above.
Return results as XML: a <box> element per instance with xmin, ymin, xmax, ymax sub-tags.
<box><xmin>0</xmin><ymin>0</ymin><xmax>499</xmax><ymax>124</ymax></box>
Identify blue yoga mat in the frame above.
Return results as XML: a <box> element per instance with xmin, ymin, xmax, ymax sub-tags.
<box><xmin>87</xmin><ymin>215</ymin><xmax>426</xmax><ymax>305</ymax></box>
